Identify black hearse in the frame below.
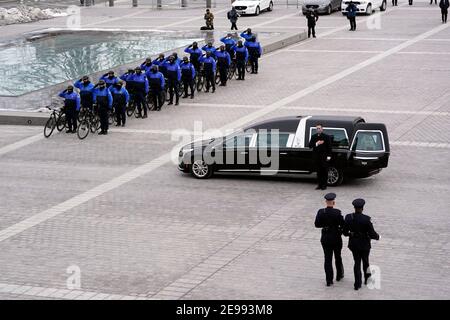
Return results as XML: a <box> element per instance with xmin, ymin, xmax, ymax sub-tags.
<box><xmin>178</xmin><ymin>116</ymin><xmax>390</xmax><ymax>186</ymax></box>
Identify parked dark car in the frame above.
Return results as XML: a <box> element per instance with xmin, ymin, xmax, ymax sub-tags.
<box><xmin>178</xmin><ymin>115</ymin><xmax>390</xmax><ymax>186</ymax></box>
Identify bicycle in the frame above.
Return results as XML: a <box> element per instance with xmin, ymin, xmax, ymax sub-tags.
<box><xmin>228</xmin><ymin>60</ymin><xmax>237</xmax><ymax>80</ymax></box>
<box><xmin>43</xmin><ymin>106</ymin><xmax>67</xmax><ymax>138</ymax></box>
<box><xmin>77</xmin><ymin>107</ymin><xmax>100</xmax><ymax>140</ymax></box>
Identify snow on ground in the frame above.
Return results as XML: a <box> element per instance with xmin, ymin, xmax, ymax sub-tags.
<box><xmin>0</xmin><ymin>5</ymin><xmax>68</xmax><ymax>26</ymax></box>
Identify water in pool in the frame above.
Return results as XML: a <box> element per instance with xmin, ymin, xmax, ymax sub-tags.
<box><xmin>0</xmin><ymin>30</ymin><xmax>202</xmax><ymax>96</ymax></box>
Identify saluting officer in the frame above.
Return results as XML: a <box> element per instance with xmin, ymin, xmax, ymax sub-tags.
<box><xmin>314</xmin><ymin>193</ymin><xmax>345</xmax><ymax>287</ymax></box>
<box><xmin>343</xmin><ymin>198</ymin><xmax>380</xmax><ymax>291</ymax></box>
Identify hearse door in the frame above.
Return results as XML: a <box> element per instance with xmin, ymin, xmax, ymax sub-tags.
<box><xmin>350</xmin><ymin>123</ymin><xmax>390</xmax><ymax>169</ymax></box>
<box><xmin>222</xmin><ymin>132</ymin><xmax>257</xmax><ymax>171</ymax></box>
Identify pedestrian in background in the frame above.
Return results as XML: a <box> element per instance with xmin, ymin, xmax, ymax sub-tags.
<box><xmin>227</xmin><ymin>7</ymin><xmax>240</xmax><ymax>30</ymax></box>
<box><xmin>392</xmin><ymin>0</ymin><xmax>398</xmax><ymax>6</ymax></box>
<box><xmin>346</xmin><ymin>1</ymin><xmax>357</xmax><ymax>31</ymax></box>
<box><xmin>343</xmin><ymin>199</ymin><xmax>380</xmax><ymax>291</ymax></box>
<box><xmin>306</xmin><ymin>8</ymin><xmax>319</xmax><ymax>38</ymax></box>
<box><xmin>315</xmin><ymin>193</ymin><xmax>345</xmax><ymax>287</ymax></box>
<box><xmin>440</xmin><ymin>0</ymin><xmax>449</xmax><ymax>23</ymax></box>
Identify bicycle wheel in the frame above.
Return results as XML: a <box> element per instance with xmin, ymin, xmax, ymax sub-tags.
<box><xmin>177</xmin><ymin>82</ymin><xmax>184</xmax><ymax>97</ymax></box>
<box><xmin>43</xmin><ymin>116</ymin><xmax>56</xmax><ymax>138</ymax></box>
<box><xmin>108</xmin><ymin>110</ymin><xmax>114</xmax><ymax>125</ymax></box>
<box><xmin>56</xmin><ymin>112</ymin><xmax>66</xmax><ymax>132</ymax></box>
<box><xmin>161</xmin><ymin>90</ymin><xmax>167</xmax><ymax>107</ymax></box>
<box><xmin>90</xmin><ymin>115</ymin><xmax>100</xmax><ymax>133</ymax></box>
<box><xmin>246</xmin><ymin>61</ymin><xmax>252</xmax><ymax>73</ymax></box>
<box><xmin>77</xmin><ymin>120</ymin><xmax>90</xmax><ymax>140</ymax></box>
<box><xmin>196</xmin><ymin>76</ymin><xmax>204</xmax><ymax>92</ymax></box>
<box><xmin>215</xmin><ymin>73</ymin><xmax>221</xmax><ymax>85</ymax></box>
<box><xmin>126</xmin><ymin>102</ymin><xmax>136</xmax><ymax>117</ymax></box>
<box><xmin>228</xmin><ymin>64</ymin><xmax>236</xmax><ymax>80</ymax></box>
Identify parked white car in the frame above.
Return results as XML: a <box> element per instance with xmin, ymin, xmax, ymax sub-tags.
<box><xmin>341</xmin><ymin>0</ymin><xmax>387</xmax><ymax>15</ymax></box>
<box><xmin>232</xmin><ymin>0</ymin><xmax>274</xmax><ymax>16</ymax></box>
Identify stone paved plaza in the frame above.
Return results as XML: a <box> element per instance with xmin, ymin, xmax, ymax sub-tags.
<box><xmin>0</xmin><ymin>0</ymin><xmax>449</xmax><ymax>300</ymax></box>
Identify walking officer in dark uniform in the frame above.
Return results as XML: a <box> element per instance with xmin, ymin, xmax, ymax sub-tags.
<box><xmin>343</xmin><ymin>198</ymin><xmax>380</xmax><ymax>290</ymax></box>
<box><xmin>306</xmin><ymin>8</ymin><xmax>319</xmax><ymax>38</ymax></box>
<box><xmin>315</xmin><ymin>193</ymin><xmax>345</xmax><ymax>287</ymax></box>
<box><xmin>308</xmin><ymin>123</ymin><xmax>332</xmax><ymax>190</ymax></box>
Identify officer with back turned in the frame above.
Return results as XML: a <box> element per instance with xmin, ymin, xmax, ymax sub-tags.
<box><xmin>343</xmin><ymin>198</ymin><xmax>380</xmax><ymax>290</ymax></box>
<box><xmin>315</xmin><ymin>193</ymin><xmax>345</xmax><ymax>287</ymax></box>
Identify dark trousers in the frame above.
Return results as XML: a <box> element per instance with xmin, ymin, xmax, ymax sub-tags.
<box><xmin>442</xmin><ymin>9</ymin><xmax>448</xmax><ymax>22</ymax></box>
<box><xmin>219</xmin><ymin>66</ymin><xmax>228</xmax><ymax>85</ymax></box>
<box><xmin>98</xmin><ymin>105</ymin><xmax>109</xmax><ymax>133</ymax></box>
<box><xmin>349</xmin><ymin>17</ymin><xmax>356</xmax><ymax>30</ymax></box>
<box><xmin>430</xmin><ymin>0</ymin><xmax>437</xmax><ymax>3</ymax></box>
<box><xmin>351</xmin><ymin>249</ymin><xmax>371</xmax><ymax>288</ymax></box>
<box><xmin>65</xmin><ymin>105</ymin><xmax>77</xmax><ymax>131</ymax></box>
<box><xmin>150</xmin><ymin>89</ymin><xmax>163</xmax><ymax>110</ymax></box>
<box><xmin>308</xmin><ymin>25</ymin><xmax>316</xmax><ymax>38</ymax></box>
<box><xmin>237</xmin><ymin>61</ymin><xmax>245</xmax><ymax>79</ymax></box>
<box><xmin>392</xmin><ymin>0</ymin><xmax>397</xmax><ymax>5</ymax></box>
<box><xmin>316</xmin><ymin>158</ymin><xmax>328</xmax><ymax>188</ymax></box>
<box><xmin>322</xmin><ymin>243</ymin><xmax>344</xmax><ymax>284</ymax></box>
<box><xmin>182</xmin><ymin>78</ymin><xmax>195</xmax><ymax>97</ymax></box>
<box><xmin>168</xmin><ymin>80</ymin><xmax>179</xmax><ymax>104</ymax></box>
<box><xmin>115</xmin><ymin>104</ymin><xmax>126</xmax><ymax>126</ymax></box>
<box><xmin>135</xmin><ymin>92</ymin><xmax>147</xmax><ymax>116</ymax></box>
<box><xmin>205</xmin><ymin>72</ymin><xmax>215</xmax><ymax>91</ymax></box>
<box><xmin>231</xmin><ymin>22</ymin><xmax>238</xmax><ymax>30</ymax></box>
<box><xmin>81</xmin><ymin>99</ymin><xmax>93</xmax><ymax>111</ymax></box>
<box><xmin>250</xmin><ymin>57</ymin><xmax>259</xmax><ymax>73</ymax></box>
<box><xmin>409</xmin><ymin>0</ymin><xmax>413</xmax><ymax>4</ymax></box>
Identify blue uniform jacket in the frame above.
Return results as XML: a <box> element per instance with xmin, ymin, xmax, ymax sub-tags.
<box><xmin>99</xmin><ymin>75</ymin><xmax>119</xmax><ymax>87</ymax></box>
<box><xmin>165</xmin><ymin>62</ymin><xmax>181</xmax><ymax>81</ymax></box>
<box><xmin>240</xmin><ymin>32</ymin><xmax>254</xmax><ymax>41</ymax></box>
<box><xmin>140</xmin><ymin>62</ymin><xmax>154</xmax><ymax>73</ymax></box>
<box><xmin>244</xmin><ymin>41</ymin><xmax>262</xmax><ymax>57</ymax></box>
<box><xmin>231</xmin><ymin>45</ymin><xmax>249</xmax><ymax>62</ymax></box>
<box><xmin>199</xmin><ymin>56</ymin><xmax>216</xmax><ymax>73</ymax></box>
<box><xmin>129</xmin><ymin>73</ymin><xmax>149</xmax><ymax>93</ymax></box>
<box><xmin>180</xmin><ymin>62</ymin><xmax>196</xmax><ymax>79</ymax></box>
<box><xmin>58</xmin><ymin>91</ymin><xmax>81</xmax><ymax>111</ymax></box>
<box><xmin>74</xmin><ymin>80</ymin><xmax>95</xmax><ymax>102</ymax></box>
<box><xmin>93</xmin><ymin>87</ymin><xmax>113</xmax><ymax>109</ymax></box>
<box><xmin>146</xmin><ymin>71</ymin><xmax>165</xmax><ymax>90</ymax></box>
<box><xmin>215</xmin><ymin>50</ymin><xmax>231</xmax><ymax>67</ymax></box>
<box><xmin>109</xmin><ymin>86</ymin><xmax>130</xmax><ymax>104</ymax></box>
<box><xmin>201</xmin><ymin>45</ymin><xmax>217</xmax><ymax>57</ymax></box>
<box><xmin>220</xmin><ymin>37</ymin><xmax>237</xmax><ymax>48</ymax></box>
<box><xmin>184</xmin><ymin>47</ymin><xmax>203</xmax><ymax>61</ymax></box>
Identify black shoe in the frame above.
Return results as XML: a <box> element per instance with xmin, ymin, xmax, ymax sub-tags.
<box><xmin>364</xmin><ymin>273</ymin><xmax>371</xmax><ymax>285</ymax></box>
<box><xmin>182</xmin><ymin>95</ymin><xmax>188</xmax><ymax>98</ymax></box>
<box><xmin>66</xmin><ymin>129</ymin><xmax>72</xmax><ymax>133</ymax></box>
<box><xmin>205</xmin><ymin>89</ymin><xmax>209</xmax><ymax>92</ymax></box>
<box><xmin>136</xmin><ymin>114</ymin><xmax>142</xmax><ymax>118</ymax></box>
<box><xmin>326</xmin><ymin>281</ymin><xmax>333</xmax><ymax>287</ymax></box>
<box><xmin>157</xmin><ymin>108</ymin><xmax>161</xmax><ymax>111</ymax></box>
<box><xmin>168</xmin><ymin>102</ymin><xmax>173</xmax><ymax>105</ymax></box>
<box><xmin>190</xmin><ymin>95</ymin><xmax>194</xmax><ymax>99</ymax></box>
<box><xmin>142</xmin><ymin>114</ymin><xmax>148</xmax><ymax>119</ymax></box>
<box><xmin>175</xmin><ymin>102</ymin><xmax>179</xmax><ymax>106</ymax></box>
<box><xmin>122</xmin><ymin>124</ymin><xmax>125</xmax><ymax>127</ymax></box>
<box><xmin>104</xmin><ymin>131</ymin><xmax>108</xmax><ymax>135</ymax></box>
<box><xmin>212</xmin><ymin>89</ymin><xmax>215</xmax><ymax>93</ymax></box>
<box><xmin>98</xmin><ymin>131</ymin><xmax>104</xmax><ymax>135</ymax></box>
<box><xmin>354</xmin><ymin>284</ymin><xmax>361</xmax><ymax>290</ymax></box>
<box><xmin>115</xmin><ymin>124</ymin><xmax>120</xmax><ymax>126</ymax></box>
<box><xmin>71</xmin><ymin>130</ymin><xmax>76</xmax><ymax>134</ymax></box>
<box><xmin>336</xmin><ymin>275</ymin><xmax>344</xmax><ymax>282</ymax></box>
<box><xmin>321</xmin><ymin>186</ymin><xmax>327</xmax><ymax>190</ymax></box>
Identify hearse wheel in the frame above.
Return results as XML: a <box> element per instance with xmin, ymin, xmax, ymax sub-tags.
<box><xmin>327</xmin><ymin>166</ymin><xmax>344</xmax><ymax>186</ymax></box>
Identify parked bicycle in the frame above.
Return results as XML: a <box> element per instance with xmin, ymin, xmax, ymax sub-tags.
<box><xmin>43</xmin><ymin>106</ymin><xmax>67</xmax><ymax>138</ymax></box>
<box><xmin>77</xmin><ymin>107</ymin><xmax>100</xmax><ymax>140</ymax></box>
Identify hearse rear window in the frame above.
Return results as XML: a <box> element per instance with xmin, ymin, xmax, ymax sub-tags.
<box><xmin>310</xmin><ymin>127</ymin><xmax>349</xmax><ymax>148</ymax></box>
<box><xmin>352</xmin><ymin>130</ymin><xmax>385</xmax><ymax>152</ymax></box>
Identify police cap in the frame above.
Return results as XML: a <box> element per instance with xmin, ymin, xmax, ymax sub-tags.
<box><xmin>324</xmin><ymin>193</ymin><xmax>336</xmax><ymax>201</ymax></box>
<box><xmin>352</xmin><ymin>198</ymin><xmax>366</xmax><ymax>208</ymax></box>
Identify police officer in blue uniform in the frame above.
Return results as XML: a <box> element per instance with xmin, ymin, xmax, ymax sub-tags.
<box><xmin>58</xmin><ymin>85</ymin><xmax>80</xmax><ymax>133</ymax></box>
<box><xmin>215</xmin><ymin>45</ymin><xmax>231</xmax><ymax>86</ymax></box>
<box><xmin>165</xmin><ymin>55</ymin><xmax>181</xmax><ymax>106</ymax></box>
<box><xmin>343</xmin><ymin>198</ymin><xmax>380</xmax><ymax>290</ymax></box>
<box><xmin>74</xmin><ymin>75</ymin><xmax>95</xmax><ymax>111</ymax></box>
<box><xmin>146</xmin><ymin>65</ymin><xmax>165</xmax><ymax>111</ymax></box>
<box><xmin>315</xmin><ymin>193</ymin><xmax>345</xmax><ymax>287</ymax></box>
<box><xmin>199</xmin><ymin>51</ymin><xmax>216</xmax><ymax>93</ymax></box>
<box><xmin>93</xmin><ymin>80</ymin><xmax>113</xmax><ymax>135</ymax></box>
<box><xmin>184</xmin><ymin>42</ymin><xmax>202</xmax><ymax>72</ymax></box>
<box><xmin>109</xmin><ymin>80</ymin><xmax>129</xmax><ymax>127</ymax></box>
<box><xmin>130</xmin><ymin>66</ymin><xmax>149</xmax><ymax>118</ymax></box>
<box><xmin>244</xmin><ymin>36</ymin><xmax>262</xmax><ymax>74</ymax></box>
<box><xmin>202</xmin><ymin>42</ymin><xmax>217</xmax><ymax>57</ymax></box>
<box><xmin>99</xmin><ymin>71</ymin><xmax>119</xmax><ymax>88</ymax></box>
<box><xmin>240</xmin><ymin>28</ymin><xmax>254</xmax><ymax>41</ymax></box>
<box><xmin>220</xmin><ymin>34</ymin><xmax>237</xmax><ymax>58</ymax></box>
<box><xmin>232</xmin><ymin>40</ymin><xmax>248</xmax><ymax>80</ymax></box>
<box><xmin>180</xmin><ymin>56</ymin><xmax>196</xmax><ymax>99</ymax></box>
<box><xmin>153</xmin><ymin>54</ymin><xmax>168</xmax><ymax>79</ymax></box>
<box><xmin>140</xmin><ymin>57</ymin><xmax>154</xmax><ymax>74</ymax></box>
